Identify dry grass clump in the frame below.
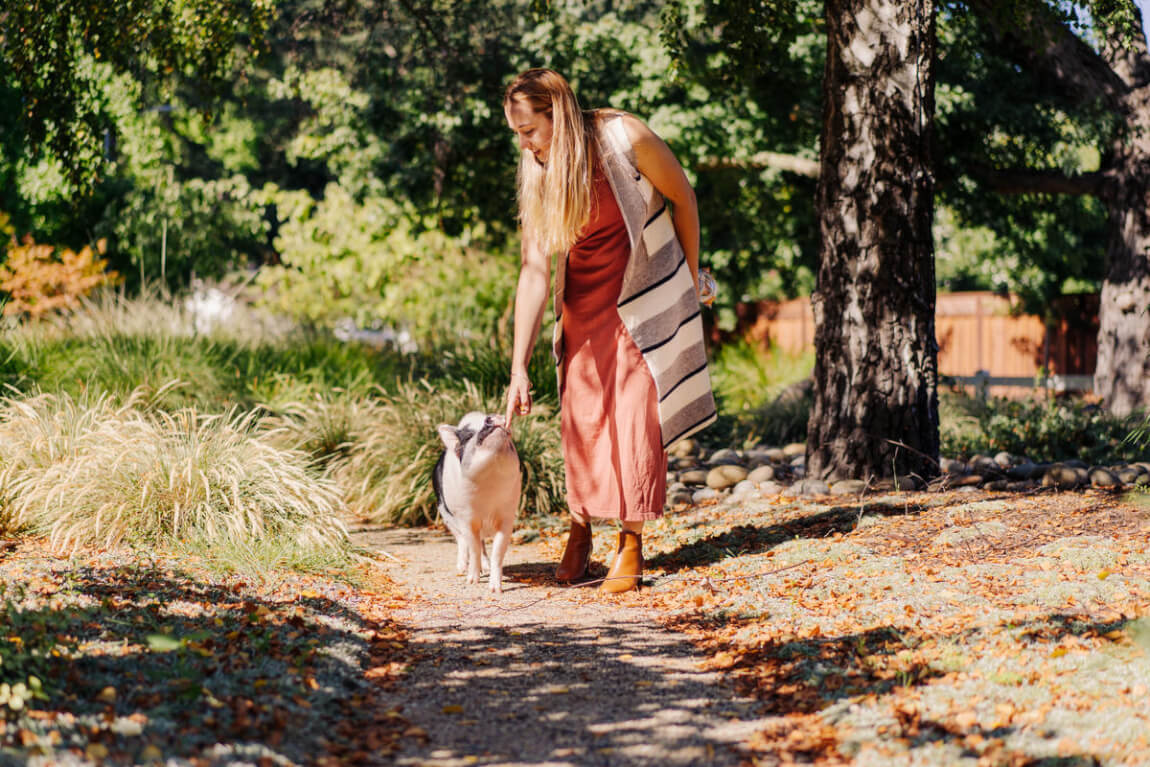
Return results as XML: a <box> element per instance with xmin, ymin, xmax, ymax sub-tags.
<box><xmin>272</xmin><ymin>382</ymin><xmax>565</xmax><ymax>527</ymax></box>
<box><xmin>0</xmin><ymin>389</ymin><xmax>347</xmax><ymax>560</ymax></box>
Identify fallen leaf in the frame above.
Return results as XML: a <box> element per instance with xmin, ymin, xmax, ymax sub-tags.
<box><xmin>442</xmin><ymin>704</ymin><xmax>464</xmax><ymax>714</ymax></box>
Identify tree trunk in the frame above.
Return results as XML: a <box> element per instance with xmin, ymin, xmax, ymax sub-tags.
<box><xmin>1095</xmin><ymin>14</ymin><xmax>1150</xmax><ymax>415</ymax></box>
<box><xmin>807</xmin><ymin>0</ymin><xmax>940</xmax><ymax>481</ymax></box>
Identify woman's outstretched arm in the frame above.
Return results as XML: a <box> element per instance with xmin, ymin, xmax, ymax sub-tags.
<box><xmin>505</xmin><ymin>228</ymin><xmax>551</xmax><ymax>425</ymax></box>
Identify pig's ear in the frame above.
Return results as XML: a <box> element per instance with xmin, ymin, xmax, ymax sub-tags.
<box><xmin>437</xmin><ymin>425</ymin><xmax>460</xmax><ymax>450</ymax></box>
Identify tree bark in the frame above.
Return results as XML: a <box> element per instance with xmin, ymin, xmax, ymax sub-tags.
<box><xmin>807</xmin><ymin>0</ymin><xmax>940</xmax><ymax>481</ymax></box>
<box><xmin>1094</xmin><ymin>11</ymin><xmax>1150</xmax><ymax>415</ymax></box>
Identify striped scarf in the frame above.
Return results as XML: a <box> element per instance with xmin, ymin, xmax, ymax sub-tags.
<box><xmin>552</xmin><ymin>113</ymin><xmax>717</xmax><ymax>448</ymax></box>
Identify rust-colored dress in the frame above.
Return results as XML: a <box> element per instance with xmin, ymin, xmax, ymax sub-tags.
<box><xmin>561</xmin><ymin>166</ymin><xmax>667</xmax><ymax>521</ymax></box>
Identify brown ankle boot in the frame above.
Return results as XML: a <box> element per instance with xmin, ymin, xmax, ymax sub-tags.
<box><xmin>555</xmin><ymin>521</ymin><xmax>592</xmax><ymax>583</ymax></box>
<box><xmin>600</xmin><ymin>530</ymin><xmax>642</xmax><ymax>593</ymax></box>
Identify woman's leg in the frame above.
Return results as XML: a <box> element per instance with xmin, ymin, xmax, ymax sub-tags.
<box><xmin>600</xmin><ymin>519</ymin><xmax>644</xmax><ymax>593</ymax></box>
<box><xmin>556</xmin><ymin>510</ymin><xmax>593</xmax><ymax>582</ymax></box>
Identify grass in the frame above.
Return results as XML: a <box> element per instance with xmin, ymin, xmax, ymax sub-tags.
<box><xmin>269</xmin><ymin>381</ymin><xmax>566</xmax><ymax>527</ymax></box>
<box><xmin>0</xmin><ymin>389</ymin><xmax>349</xmax><ymax>568</ymax></box>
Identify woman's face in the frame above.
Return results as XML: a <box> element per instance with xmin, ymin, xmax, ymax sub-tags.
<box><xmin>505</xmin><ymin>96</ymin><xmax>553</xmax><ymax>165</ymax></box>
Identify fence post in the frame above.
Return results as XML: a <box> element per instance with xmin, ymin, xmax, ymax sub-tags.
<box><xmin>974</xmin><ymin>369</ymin><xmax>990</xmax><ymax>402</ymax></box>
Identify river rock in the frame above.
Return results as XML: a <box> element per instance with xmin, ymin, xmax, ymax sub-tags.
<box><xmin>706</xmin><ymin>449</ymin><xmax>744</xmax><ymax>467</ymax></box>
<box><xmin>830</xmin><ymin>479</ymin><xmax>868</xmax><ymax>496</ymax></box>
<box><xmin>679</xmin><ymin>469</ymin><xmax>709</xmax><ymax>486</ymax></box>
<box><xmin>983</xmin><ymin>479</ymin><xmax>1010</xmax><ymax>491</ymax></box>
<box><xmin>1118</xmin><ymin>466</ymin><xmax>1148</xmax><ymax>484</ymax></box>
<box><xmin>758</xmin><ymin>481</ymin><xmax>785</xmax><ymax>496</ymax></box>
<box><xmin>764</xmin><ymin>447</ymin><xmax>787</xmax><ymax>463</ymax></box>
<box><xmin>731</xmin><ymin>480</ymin><xmax>759</xmax><ymax>498</ymax></box>
<box><xmin>692</xmin><ymin>487</ymin><xmax>721</xmax><ymax>504</ymax></box>
<box><xmin>668</xmin><ymin>438</ymin><xmax>697</xmax><ymax>458</ymax></box>
<box><xmin>668</xmin><ymin>489</ymin><xmax>694</xmax><ymax>506</ymax></box>
<box><xmin>707</xmin><ymin>465</ymin><xmax>749</xmax><ymax>490</ymax></box>
<box><xmin>1089</xmin><ymin>467</ymin><xmax>1121</xmax><ymax>488</ymax></box>
<box><xmin>1007</xmin><ymin>480</ymin><xmax>1037</xmax><ymax>492</ymax></box>
<box><xmin>1042</xmin><ymin>465</ymin><xmax>1087</xmax><ymax>489</ymax></box>
<box><xmin>671</xmin><ymin>456</ymin><xmax>701</xmax><ymax>471</ymax></box>
<box><xmin>782</xmin><ymin>442</ymin><xmax>807</xmax><ymax>458</ymax></box>
<box><xmin>748</xmin><ymin>465</ymin><xmax>776</xmax><ymax>483</ymax></box>
<box><xmin>940</xmin><ymin>457</ymin><xmax>967</xmax><ymax>475</ymax></box>
<box><xmin>1063</xmin><ymin>458</ymin><xmax>1089</xmax><ymax>470</ymax></box>
<box><xmin>1006</xmin><ymin>462</ymin><xmax>1039</xmax><ymax>480</ymax></box>
<box><xmin>786</xmin><ymin>478</ymin><xmax>830</xmax><ymax>496</ymax></box>
<box><xmin>993</xmin><ymin>452</ymin><xmax>1016</xmax><ymax>468</ymax></box>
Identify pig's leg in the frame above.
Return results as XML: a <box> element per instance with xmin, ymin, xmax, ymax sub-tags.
<box><xmin>453</xmin><ymin>531</ymin><xmax>468</xmax><ymax>575</ymax></box>
<box><xmin>488</xmin><ymin>525</ymin><xmax>512</xmax><ymax>594</ymax></box>
<box><xmin>465</xmin><ymin>525</ymin><xmax>483</xmax><ymax>585</ymax></box>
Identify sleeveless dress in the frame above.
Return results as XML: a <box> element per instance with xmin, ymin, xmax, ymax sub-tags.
<box><xmin>560</xmin><ymin>165</ymin><xmax>667</xmax><ymax>521</ymax></box>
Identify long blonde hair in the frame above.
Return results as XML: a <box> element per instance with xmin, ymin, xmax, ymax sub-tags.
<box><xmin>504</xmin><ymin>69</ymin><xmax>595</xmax><ymax>256</ymax></box>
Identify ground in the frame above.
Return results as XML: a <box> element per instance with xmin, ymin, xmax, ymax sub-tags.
<box><xmin>1</xmin><ymin>487</ymin><xmax>1148</xmax><ymax>766</ymax></box>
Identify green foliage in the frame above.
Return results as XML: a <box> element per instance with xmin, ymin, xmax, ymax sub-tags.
<box><xmin>709</xmin><ymin>337</ymin><xmax>813</xmax><ymax>413</ymax></box>
<box><xmin>0</xmin><ymin>585</ymin><xmax>63</xmax><ymax>715</ymax></box>
<box><xmin>0</xmin><ymin>0</ymin><xmax>275</xmax><ymax>186</ymax></box>
<box><xmin>939</xmin><ymin>393</ymin><xmax>1148</xmax><ymax>464</ymax></box>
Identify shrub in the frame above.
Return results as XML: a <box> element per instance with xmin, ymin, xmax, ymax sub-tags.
<box><xmin>939</xmin><ymin>393</ymin><xmax>1147</xmax><ymax>463</ymax></box>
<box><xmin>709</xmin><ymin>338</ymin><xmax>814</xmax><ymax>413</ymax></box>
<box><xmin>0</xmin><ymin>390</ymin><xmax>349</xmax><ymax>565</ymax></box>
<box><xmin>0</xmin><ymin>235</ymin><xmax>119</xmax><ymax>318</ymax></box>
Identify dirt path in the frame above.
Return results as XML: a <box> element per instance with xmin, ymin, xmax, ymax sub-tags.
<box><xmin>352</xmin><ymin>527</ymin><xmax>768</xmax><ymax>767</ymax></box>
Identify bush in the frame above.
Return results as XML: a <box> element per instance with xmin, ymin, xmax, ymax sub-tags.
<box><xmin>0</xmin><ymin>235</ymin><xmax>119</xmax><ymax>318</ymax></box>
<box><xmin>709</xmin><ymin>338</ymin><xmax>814</xmax><ymax>413</ymax></box>
<box><xmin>939</xmin><ymin>393</ymin><xmax>1148</xmax><ymax>464</ymax></box>
<box><xmin>0</xmin><ymin>390</ymin><xmax>349</xmax><ymax>566</ymax></box>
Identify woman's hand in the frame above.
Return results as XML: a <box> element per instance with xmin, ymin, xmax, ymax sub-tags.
<box><xmin>505</xmin><ymin>372</ymin><xmax>533</xmax><ymax>425</ymax></box>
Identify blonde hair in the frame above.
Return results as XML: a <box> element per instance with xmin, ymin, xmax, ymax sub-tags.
<box><xmin>504</xmin><ymin>69</ymin><xmax>595</xmax><ymax>256</ymax></box>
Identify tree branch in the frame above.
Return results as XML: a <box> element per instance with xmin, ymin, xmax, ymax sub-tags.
<box><xmin>697</xmin><ymin>151</ymin><xmax>820</xmax><ymax>177</ymax></box>
<box><xmin>968</xmin><ymin>162</ymin><xmax>1106</xmax><ymax>196</ymax></box>
<box><xmin>966</xmin><ymin>0</ymin><xmax>1127</xmax><ymax>109</ymax></box>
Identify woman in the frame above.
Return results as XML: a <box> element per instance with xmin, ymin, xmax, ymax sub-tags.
<box><xmin>502</xmin><ymin>68</ymin><xmax>716</xmax><ymax>594</ymax></box>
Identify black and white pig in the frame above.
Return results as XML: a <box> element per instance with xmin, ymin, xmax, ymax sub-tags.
<box><xmin>433</xmin><ymin>412</ymin><xmax>521</xmax><ymax>593</ymax></box>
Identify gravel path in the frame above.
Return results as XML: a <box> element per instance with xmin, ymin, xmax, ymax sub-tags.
<box><xmin>352</xmin><ymin>527</ymin><xmax>768</xmax><ymax>767</ymax></box>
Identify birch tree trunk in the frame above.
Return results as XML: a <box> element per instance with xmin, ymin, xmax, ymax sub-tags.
<box><xmin>806</xmin><ymin>0</ymin><xmax>940</xmax><ymax>481</ymax></box>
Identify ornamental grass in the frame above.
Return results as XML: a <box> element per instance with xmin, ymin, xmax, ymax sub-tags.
<box><xmin>0</xmin><ymin>389</ymin><xmax>347</xmax><ymax>559</ymax></box>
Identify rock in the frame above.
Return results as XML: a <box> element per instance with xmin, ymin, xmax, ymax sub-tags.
<box><xmin>679</xmin><ymin>469</ymin><xmax>709</xmax><ymax>486</ymax></box>
<box><xmin>1006</xmin><ymin>462</ymin><xmax>1038</xmax><ymax>481</ymax></box>
<box><xmin>1041</xmin><ymin>465</ymin><xmax>1086</xmax><ymax>489</ymax></box>
<box><xmin>955</xmin><ymin>485</ymin><xmax>981</xmax><ymax>494</ymax></box>
<box><xmin>731</xmin><ymin>480</ymin><xmax>758</xmax><ymax>497</ymax></box>
<box><xmin>669</xmin><ymin>490</ymin><xmax>694</xmax><ymax>506</ymax></box>
<box><xmin>983</xmin><ymin>479</ymin><xmax>1010</xmax><ymax>492</ymax></box>
<box><xmin>667</xmin><ymin>481</ymin><xmax>687</xmax><ymax>494</ymax></box>
<box><xmin>951</xmin><ymin>474</ymin><xmax>984</xmax><ymax>487</ymax></box>
<box><xmin>764</xmin><ymin>448</ymin><xmax>787</xmax><ymax>463</ymax></box>
<box><xmin>1135</xmin><ymin>474</ymin><xmax>1150</xmax><ymax>487</ymax></box>
<box><xmin>789</xmin><ymin>455</ymin><xmax>806</xmax><ymax>467</ymax></box>
<box><xmin>1089</xmin><ymin>467</ymin><xmax>1121</xmax><ymax>488</ymax></box>
<box><xmin>706</xmin><ymin>448</ymin><xmax>743</xmax><ymax>466</ymax></box>
<box><xmin>1007</xmin><ymin>480</ymin><xmax>1037</xmax><ymax>492</ymax></box>
<box><xmin>940</xmin><ymin>457</ymin><xmax>967</xmax><ymax>475</ymax></box>
<box><xmin>873</xmin><ymin>475</ymin><xmax>921</xmax><ymax>492</ymax></box>
<box><xmin>993</xmin><ymin>452</ymin><xmax>1016</xmax><ymax>468</ymax></box>
<box><xmin>791</xmin><ymin>466</ymin><xmax>806</xmax><ymax>479</ymax></box>
<box><xmin>830</xmin><ymin>479</ymin><xmax>868</xmax><ymax>496</ymax></box>
<box><xmin>668</xmin><ymin>438</ymin><xmax>697</xmax><ymax>458</ymax></box>
<box><xmin>758</xmin><ymin>481</ymin><xmax>785</xmax><ymax>496</ymax></box>
<box><xmin>787</xmin><ymin>479</ymin><xmax>830</xmax><ymax>496</ymax></box>
<box><xmin>744</xmin><ymin>448</ymin><xmax>774</xmax><ymax>465</ymax></box>
<box><xmin>970</xmin><ymin>455</ymin><xmax>1002</xmax><ymax>476</ymax></box>
<box><xmin>692</xmin><ymin>487</ymin><xmax>721</xmax><ymax>504</ymax></box>
<box><xmin>782</xmin><ymin>442</ymin><xmax>807</xmax><ymax>458</ymax></box>
<box><xmin>1063</xmin><ymin>458</ymin><xmax>1089</xmax><ymax>470</ymax></box>
<box><xmin>1117</xmin><ymin>466</ymin><xmax>1145</xmax><ymax>484</ymax></box>
<box><xmin>671</xmin><ymin>456</ymin><xmax>700</xmax><ymax>471</ymax></box>
<box><xmin>748</xmin><ymin>465</ymin><xmax>776</xmax><ymax>483</ymax></box>
<box><xmin>707</xmin><ymin>465</ymin><xmax>748</xmax><ymax>490</ymax></box>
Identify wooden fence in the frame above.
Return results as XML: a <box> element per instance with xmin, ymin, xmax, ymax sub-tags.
<box><xmin>740</xmin><ymin>291</ymin><xmax>1100</xmax><ymax>397</ymax></box>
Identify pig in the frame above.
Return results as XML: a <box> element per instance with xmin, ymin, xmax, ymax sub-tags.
<box><xmin>433</xmin><ymin>412</ymin><xmax>521</xmax><ymax>593</ymax></box>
